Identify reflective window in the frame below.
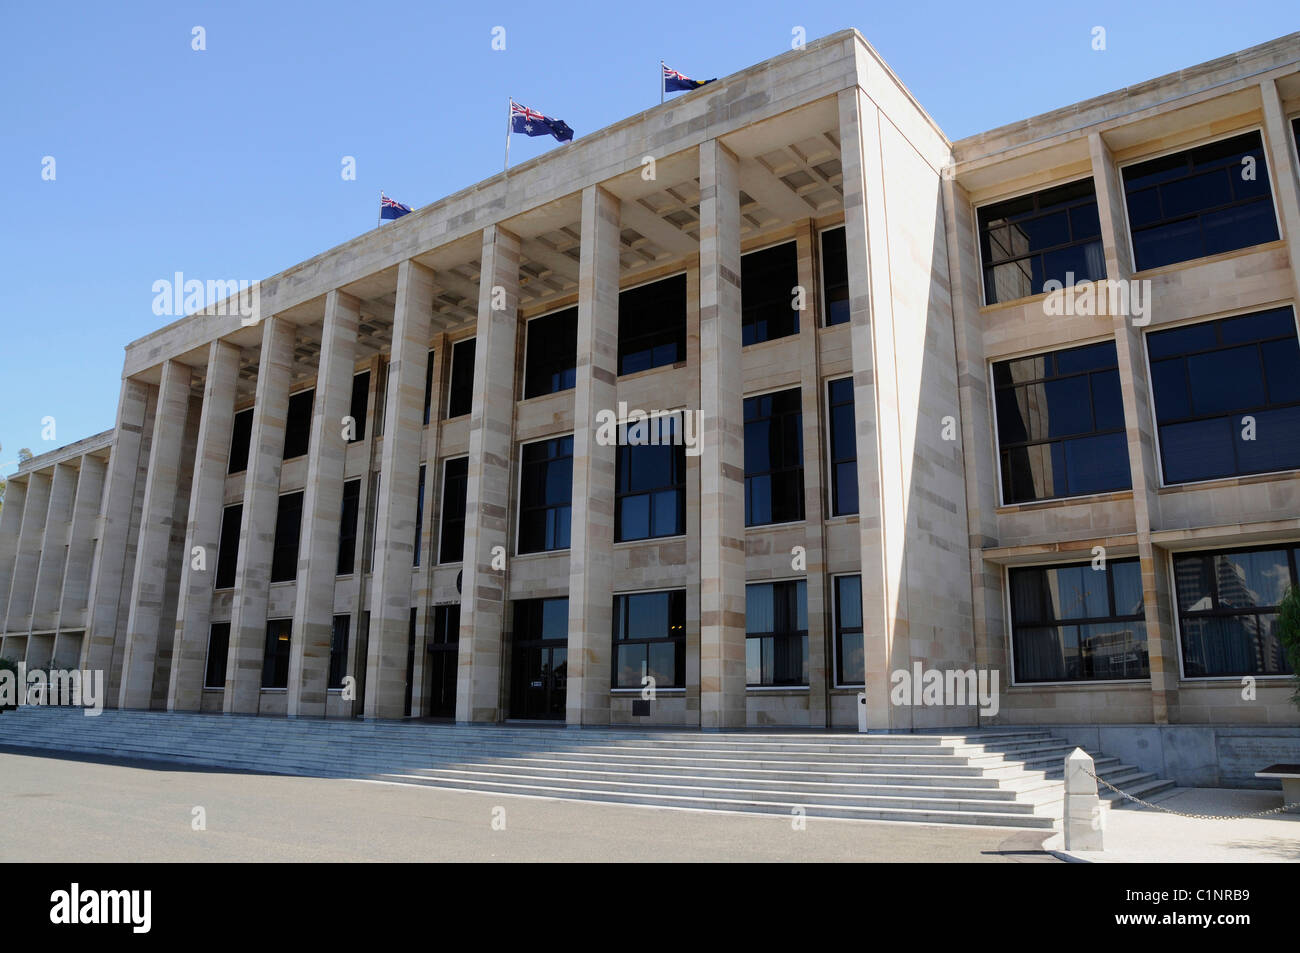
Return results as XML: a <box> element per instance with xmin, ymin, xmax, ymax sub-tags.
<box><xmin>1009</xmin><ymin>559</ymin><xmax>1148</xmax><ymax>683</ymax></box>
<box><xmin>413</xmin><ymin>465</ymin><xmax>425</xmax><ymax>567</ymax></box>
<box><xmin>421</xmin><ymin>349</ymin><xmax>435</xmax><ymax>426</ymax></box>
<box><xmin>1123</xmin><ymin>131</ymin><xmax>1278</xmax><ymax>272</ymax></box>
<box><xmin>228</xmin><ymin>408</ymin><xmax>253</xmax><ymax>474</ymax></box>
<box><xmin>337</xmin><ymin>479</ymin><xmax>360</xmax><ymax>576</ymax></box>
<box><xmin>439</xmin><ymin>457</ymin><xmax>469</xmax><ymax>563</ymax></box>
<box><xmin>349</xmin><ymin>371</ymin><xmax>370</xmax><ymax>442</ymax></box>
<box><xmin>741</xmin><ymin>241</ymin><xmax>799</xmax><ymax>345</ymax></box>
<box><xmin>524</xmin><ymin>308</ymin><xmax>578</xmax><ymax>398</ymax></box>
<box><xmin>827</xmin><ymin>378</ymin><xmax>858</xmax><ymax>515</ymax></box>
<box><xmin>978</xmin><ymin>179</ymin><xmax>1105</xmax><ymax>305</ymax></box>
<box><xmin>1173</xmin><ymin>545</ymin><xmax>1297</xmax><ymax>677</ymax></box>
<box><xmin>261</xmin><ymin>618</ymin><xmax>293</xmax><ymax>689</ymax></box>
<box><xmin>270</xmin><ymin>491</ymin><xmax>303</xmax><ymax>583</ymax></box>
<box><xmin>283</xmin><ymin>389</ymin><xmax>314</xmax><ymax>460</ymax></box>
<box><xmin>518</xmin><ymin>436</ymin><xmax>573</xmax><ymax>553</ymax></box>
<box><xmin>994</xmin><ymin>341</ymin><xmax>1132</xmax><ymax>503</ymax></box>
<box><xmin>834</xmin><ymin>575</ymin><xmax>864</xmax><ymax>687</ymax></box>
<box><xmin>619</xmin><ymin>274</ymin><xmax>687</xmax><ymax>374</ymax></box>
<box><xmin>745</xmin><ymin>580</ymin><xmax>808</xmax><ymax>687</ymax></box>
<box><xmin>1148</xmin><ymin>308</ymin><xmax>1300</xmax><ymax>484</ymax></box>
<box><xmin>204</xmin><ymin>623</ymin><xmax>229</xmax><ymax>690</ymax></box>
<box><xmin>615</xmin><ymin>415</ymin><xmax>685</xmax><ymax>542</ymax></box>
<box><xmin>744</xmin><ymin>388</ymin><xmax>804</xmax><ymax>526</ymax></box>
<box><xmin>612</xmin><ymin>590</ymin><xmax>685</xmax><ymax>689</ymax></box>
<box><xmin>214</xmin><ymin>503</ymin><xmax>242</xmax><ymax>589</ymax></box>
<box><xmin>821</xmin><ymin>226</ymin><xmax>850</xmax><ymax>326</ymax></box>
<box><xmin>447</xmin><ymin>338</ymin><xmax>476</xmax><ymax>419</ymax></box>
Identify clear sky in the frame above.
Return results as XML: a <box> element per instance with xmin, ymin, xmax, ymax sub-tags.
<box><xmin>1</xmin><ymin>0</ymin><xmax>1295</xmax><ymax>476</ymax></box>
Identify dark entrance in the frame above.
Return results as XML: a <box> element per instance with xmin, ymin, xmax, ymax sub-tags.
<box><xmin>509</xmin><ymin>597</ymin><xmax>569</xmax><ymax>720</ymax></box>
<box><xmin>426</xmin><ymin>604</ymin><xmax>459</xmax><ymax>719</ymax></box>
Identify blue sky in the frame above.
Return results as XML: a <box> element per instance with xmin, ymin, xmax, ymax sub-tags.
<box><xmin>1</xmin><ymin>0</ymin><xmax>1295</xmax><ymax>475</ymax></box>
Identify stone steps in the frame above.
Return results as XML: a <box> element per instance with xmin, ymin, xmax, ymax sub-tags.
<box><xmin>0</xmin><ymin>708</ymin><xmax>1173</xmax><ymax>828</ymax></box>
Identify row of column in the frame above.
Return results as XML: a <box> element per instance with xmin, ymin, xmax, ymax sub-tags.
<box><xmin>92</xmin><ymin>88</ymin><xmax>883</xmax><ymax>727</ymax></box>
<box><xmin>0</xmin><ymin>451</ymin><xmax>107</xmax><ymax>642</ymax></box>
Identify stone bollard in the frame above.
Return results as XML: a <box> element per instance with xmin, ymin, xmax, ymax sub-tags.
<box><xmin>1064</xmin><ymin>748</ymin><xmax>1105</xmax><ymax>851</ymax></box>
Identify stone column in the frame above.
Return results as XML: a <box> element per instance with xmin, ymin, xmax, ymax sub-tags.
<box><xmin>5</xmin><ymin>469</ymin><xmax>51</xmax><ymax>634</ymax></box>
<box><xmin>839</xmin><ymin>86</ymin><xmax>896</xmax><ymax>730</ymax></box>
<box><xmin>168</xmin><ymin>340</ymin><xmax>239</xmax><ymax>711</ymax></box>
<box><xmin>566</xmin><ymin>185</ymin><xmax>620</xmax><ymax>726</ymax></box>
<box><xmin>795</xmin><ymin>223</ymin><xmax>830</xmax><ymax>727</ymax></box>
<box><xmin>456</xmin><ymin>224</ymin><xmax>520</xmax><ymax>724</ymax></box>
<box><xmin>698</xmin><ymin>139</ymin><xmax>747</xmax><ymax>730</ymax></box>
<box><xmin>32</xmin><ymin>462</ymin><xmax>77</xmax><ymax>631</ymax></box>
<box><xmin>82</xmin><ymin>377</ymin><xmax>155</xmax><ymax>701</ymax></box>
<box><xmin>1260</xmin><ymin>78</ymin><xmax>1300</xmax><ymax>283</ymax></box>
<box><xmin>226</xmin><ymin>317</ymin><xmax>295</xmax><ymax>714</ymax></box>
<box><xmin>0</xmin><ymin>478</ymin><xmax>29</xmax><ymax>627</ymax></box>
<box><xmin>57</xmin><ymin>454</ymin><xmax>107</xmax><ymax>633</ymax></box>
<box><xmin>365</xmin><ymin>262</ymin><xmax>434</xmax><ymax>719</ymax></box>
<box><xmin>289</xmin><ymin>291</ymin><xmax>359</xmax><ymax>717</ymax></box>
<box><xmin>1089</xmin><ymin>131</ymin><xmax>1178</xmax><ymax>724</ymax></box>
<box><xmin>119</xmin><ymin>359</ymin><xmax>193</xmax><ymax>709</ymax></box>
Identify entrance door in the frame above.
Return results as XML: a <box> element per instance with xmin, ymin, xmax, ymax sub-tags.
<box><xmin>509</xmin><ymin>597</ymin><xmax>569</xmax><ymax>720</ymax></box>
<box><xmin>426</xmin><ymin>604</ymin><xmax>459</xmax><ymax>719</ymax></box>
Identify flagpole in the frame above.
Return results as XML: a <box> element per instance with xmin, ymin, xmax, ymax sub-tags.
<box><xmin>377</xmin><ymin>190</ymin><xmax>383</xmax><ymax>229</ymax></box>
<box><xmin>504</xmin><ymin>98</ymin><xmax>513</xmax><ymax>175</ymax></box>
<box><xmin>660</xmin><ymin>60</ymin><xmax>665</xmax><ymax>104</ymax></box>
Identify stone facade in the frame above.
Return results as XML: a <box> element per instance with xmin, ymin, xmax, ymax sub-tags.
<box><xmin>2</xmin><ymin>29</ymin><xmax>1299</xmax><ymax>734</ymax></box>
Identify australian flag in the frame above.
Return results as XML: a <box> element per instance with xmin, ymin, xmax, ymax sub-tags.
<box><xmin>663</xmin><ymin>63</ymin><xmax>714</xmax><ymax>93</ymax></box>
<box><xmin>380</xmin><ymin>194</ymin><xmax>412</xmax><ymax>220</ymax></box>
<box><xmin>511</xmin><ymin>101</ymin><xmax>574</xmax><ymax>142</ymax></box>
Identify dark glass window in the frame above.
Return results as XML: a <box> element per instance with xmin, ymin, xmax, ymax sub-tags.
<box><xmin>1148</xmin><ymin>307</ymin><xmax>1300</xmax><ymax>484</ymax></box>
<box><xmin>613</xmin><ymin>590</ymin><xmax>686</xmax><ymax>689</ymax></box>
<box><xmin>978</xmin><ymin>179</ymin><xmax>1105</xmax><ymax>305</ymax></box>
<box><xmin>827</xmin><ymin>378</ymin><xmax>858</xmax><ymax>516</ymax></box>
<box><xmin>261</xmin><ymin>618</ymin><xmax>292</xmax><ymax>689</ymax></box>
<box><xmin>524</xmin><ymin>308</ymin><xmax>578</xmax><ymax>398</ymax></box>
<box><xmin>514</xmin><ymin>597</ymin><xmax>570</xmax><ymax>640</ymax></box>
<box><xmin>745</xmin><ymin>580</ymin><xmax>808</xmax><ymax>686</ymax></box>
<box><xmin>270</xmin><ymin>491</ymin><xmax>304</xmax><ymax>583</ymax></box>
<box><xmin>228</xmin><ymin>408</ymin><xmax>253</xmax><ymax>474</ymax></box>
<box><xmin>204</xmin><ymin>622</ymin><xmax>230</xmax><ymax>690</ymax></box>
<box><xmin>421</xmin><ymin>349</ymin><xmax>435</xmax><ymax>426</ymax></box>
<box><xmin>337</xmin><ymin>479</ymin><xmax>360</xmax><ymax>576</ymax></box>
<box><xmin>741</xmin><ymin>241</ymin><xmax>800</xmax><ymax>345</ymax></box>
<box><xmin>1009</xmin><ymin>559</ymin><xmax>1148</xmax><ymax>683</ymax></box>
<box><xmin>994</xmin><ymin>341</ymin><xmax>1132</xmax><ymax>503</ymax></box>
<box><xmin>214</xmin><ymin>503</ymin><xmax>242</xmax><ymax>590</ymax></box>
<box><xmin>282</xmin><ymin>389</ymin><xmax>314</xmax><ymax>460</ymax></box>
<box><xmin>431</xmin><ymin>604</ymin><xmax>460</xmax><ymax>645</ymax></box>
<box><xmin>518</xmin><ymin>436</ymin><xmax>573</xmax><ymax>553</ymax></box>
<box><xmin>366</xmin><ymin>474</ymin><xmax>380</xmax><ymax>571</ymax></box>
<box><xmin>413</xmin><ymin>465</ymin><xmax>426</xmax><ymax>567</ymax></box>
<box><xmin>744</xmin><ymin>388</ymin><xmax>804</xmax><ymax>526</ymax></box>
<box><xmin>834</xmin><ymin>575</ymin><xmax>864</xmax><ymax>686</ymax></box>
<box><xmin>447</xmin><ymin>339</ymin><xmax>476</xmax><ymax>418</ymax></box>
<box><xmin>618</xmin><ymin>274</ymin><xmax>687</xmax><ymax>375</ymax></box>
<box><xmin>405</xmin><ymin>608</ymin><xmax>417</xmax><ymax>717</ymax></box>
<box><xmin>1173</xmin><ymin>544</ymin><xmax>1297</xmax><ymax>678</ymax></box>
<box><xmin>349</xmin><ymin>371</ymin><xmax>370</xmax><ymax>443</ymax></box>
<box><xmin>328</xmin><ymin>615</ymin><xmax>349</xmax><ymax>689</ymax></box>
<box><xmin>615</xmin><ymin>415</ymin><xmax>686</xmax><ymax>542</ymax></box>
<box><xmin>821</xmin><ymin>226</ymin><xmax>850</xmax><ymax>326</ymax></box>
<box><xmin>1123</xmin><ymin>131</ymin><xmax>1279</xmax><ymax>272</ymax></box>
<box><xmin>439</xmin><ymin>457</ymin><xmax>469</xmax><ymax>563</ymax></box>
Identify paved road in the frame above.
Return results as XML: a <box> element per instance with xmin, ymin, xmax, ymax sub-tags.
<box><xmin>0</xmin><ymin>749</ymin><xmax>1057</xmax><ymax>862</ymax></box>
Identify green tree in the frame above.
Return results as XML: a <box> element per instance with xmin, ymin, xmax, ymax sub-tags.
<box><xmin>1280</xmin><ymin>586</ymin><xmax>1300</xmax><ymax>710</ymax></box>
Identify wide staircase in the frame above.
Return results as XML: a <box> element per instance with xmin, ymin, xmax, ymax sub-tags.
<box><xmin>0</xmin><ymin>708</ymin><xmax>1175</xmax><ymax>829</ymax></box>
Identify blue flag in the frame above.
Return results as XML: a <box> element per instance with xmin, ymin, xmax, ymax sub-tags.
<box><xmin>510</xmin><ymin>101</ymin><xmax>574</xmax><ymax>142</ymax></box>
<box><xmin>663</xmin><ymin>63</ymin><xmax>714</xmax><ymax>93</ymax></box>
<box><xmin>380</xmin><ymin>194</ymin><xmax>412</xmax><ymax>220</ymax></box>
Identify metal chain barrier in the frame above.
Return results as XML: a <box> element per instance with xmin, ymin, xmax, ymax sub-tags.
<box><xmin>1082</xmin><ymin>767</ymin><xmax>1300</xmax><ymax>820</ymax></box>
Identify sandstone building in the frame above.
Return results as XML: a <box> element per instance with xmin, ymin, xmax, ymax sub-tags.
<box><xmin>2</xmin><ymin>31</ymin><xmax>1298</xmax><ymax>764</ymax></box>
